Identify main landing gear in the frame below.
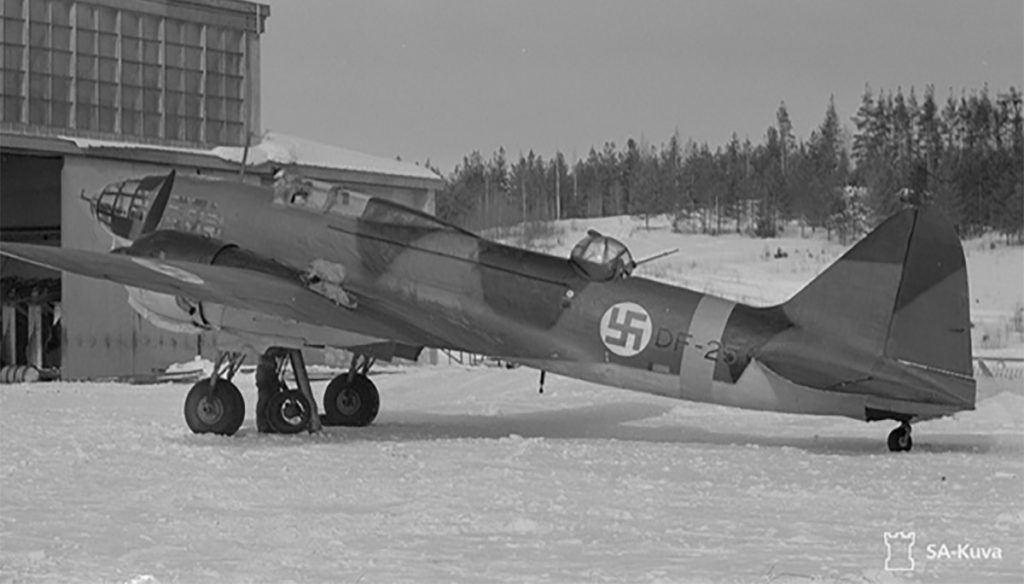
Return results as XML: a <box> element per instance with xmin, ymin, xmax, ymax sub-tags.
<box><xmin>184</xmin><ymin>351</ymin><xmax>247</xmax><ymax>435</ymax></box>
<box><xmin>183</xmin><ymin>348</ymin><xmax>381</xmax><ymax>436</ymax></box>
<box><xmin>887</xmin><ymin>421</ymin><xmax>913</xmax><ymax>452</ymax></box>
<box><xmin>321</xmin><ymin>354</ymin><xmax>380</xmax><ymax>427</ymax></box>
<box><xmin>255</xmin><ymin>348</ymin><xmax>321</xmax><ymax>434</ymax></box>
<box><xmin>252</xmin><ymin>348</ymin><xmax>380</xmax><ymax>434</ymax></box>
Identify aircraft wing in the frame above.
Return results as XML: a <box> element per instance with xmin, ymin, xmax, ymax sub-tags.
<box><xmin>1</xmin><ymin>243</ymin><xmax>417</xmax><ymax>344</ymax></box>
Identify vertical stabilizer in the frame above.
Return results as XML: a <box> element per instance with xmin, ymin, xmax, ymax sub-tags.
<box><xmin>784</xmin><ymin>210</ymin><xmax>914</xmax><ymax>356</ymax></box>
<box><xmin>782</xmin><ymin>208</ymin><xmax>973</xmax><ymax>399</ymax></box>
<box><xmin>883</xmin><ymin>210</ymin><xmax>972</xmax><ymax>377</ymax></box>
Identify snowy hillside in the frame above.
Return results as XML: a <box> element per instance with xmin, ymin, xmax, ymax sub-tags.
<box><xmin>509</xmin><ymin>215</ymin><xmax>1022</xmax><ymax>306</ymax></box>
<box><xmin>1</xmin><ymin>215</ymin><xmax>1022</xmax><ymax>583</ymax></box>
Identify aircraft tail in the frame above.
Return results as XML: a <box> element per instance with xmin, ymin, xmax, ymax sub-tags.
<box><xmin>782</xmin><ymin>208</ymin><xmax>974</xmax><ymax>390</ymax></box>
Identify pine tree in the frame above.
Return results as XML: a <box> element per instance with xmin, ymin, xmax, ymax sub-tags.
<box><xmin>657</xmin><ymin>131</ymin><xmax>682</xmax><ymax>220</ymax></box>
<box><xmin>754</xmin><ymin>126</ymin><xmax>784</xmax><ymax>237</ymax></box>
<box><xmin>806</xmin><ymin>95</ymin><xmax>847</xmax><ymax>234</ymax></box>
<box><xmin>993</xmin><ymin>87</ymin><xmax>1024</xmax><ymax>241</ymax></box>
<box><xmin>581</xmin><ymin>148</ymin><xmax>603</xmax><ymax>218</ymax></box>
<box><xmin>598</xmin><ymin>141</ymin><xmax>621</xmax><ymax>216</ymax></box>
<box><xmin>851</xmin><ymin>84</ymin><xmax>878</xmax><ymax>165</ymax></box>
<box><xmin>486</xmin><ymin>147</ymin><xmax>511</xmax><ymax>229</ymax></box>
<box><xmin>723</xmin><ymin>133</ymin><xmax>744</xmax><ymax>233</ymax></box>
<box><xmin>631</xmin><ymin>144</ymin><xmax>665</xmax><ymax>229</ymax></box>
<box><xmin>549</xmin><ymin>151</ymin><xmax>568</xmax><ymax>221</ymax></box>
<box><xmin>776</xmin><ymin>101</ymin><xmax>795</xmax><ymax>176</ymax></box>
<box><xmin>622</xmin><ymin>138</ymin><xmax>642</xmax><ymax>216</ymax></box>
<box><xmin>891</xmin><ymin>87</ymin><xmax>916</xmax><ymax>199</ymax></box>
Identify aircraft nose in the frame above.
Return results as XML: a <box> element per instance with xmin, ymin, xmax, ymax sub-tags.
<box><xmin>87</xmin><ymin>179</ymin><xmax>139</xmax><ymax>240</ymax></box>
<box><xmin>85</xmin><ymin>171</ymin><xmax>175</xmax><ymax>242</ymax></box>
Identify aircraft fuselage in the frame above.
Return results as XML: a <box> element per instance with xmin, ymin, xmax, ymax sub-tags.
<box><xmin>87</xmin><ymin>173</ymin><xmax>975</xmax><ymax>424</ymax></box>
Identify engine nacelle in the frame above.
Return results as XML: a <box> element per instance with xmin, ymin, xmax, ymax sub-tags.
<box><xmin>126</xmin><ymin>286</ymin><xmax>208</xmax><ymax>334</ymax></box>
<box><xmin>118</xmin><ymin>229</ymin><xmax>232</xmax><ymax>264</ymax></box>
<box><xmin>115</xmin><ymin>230</ymin><xmax>302</xmax><ymax>334</ymax></box>
<box><xmin>111</xmin><ymin>230</ymin><xmax>385</xmax><ymax>352</ymax></box>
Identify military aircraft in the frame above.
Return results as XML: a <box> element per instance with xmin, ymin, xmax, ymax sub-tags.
<box><xmin>0</xmin><ymin>170</ymin><xmax>975</xmax><ymax>451</ymax></box>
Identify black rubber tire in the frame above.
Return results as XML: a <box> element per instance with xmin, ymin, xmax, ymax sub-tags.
<box><xmin>266</xmin><ymin>390</ymin><xmax>312</xmax><ymax>434</ymax></box>
<box><xmin>887</xmin><ymin>426</ymin><xmax>913</xmax><ymax>452</ymax></box>
<box><xmin>184</xmin><ymin>379</ymin><xmax>245</xmax><ymax>436</ymax></box>
<box><xmin>322</xmin><ymin>373</ymin><xmax>380</xmax><ymax>427</ymax></box>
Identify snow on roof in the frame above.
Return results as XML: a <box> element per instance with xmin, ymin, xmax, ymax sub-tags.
<box><xmin>214</xmin><ymin>132</ymin><xmax>441</xmax><ymax>180</ymax></box>
<box><xmin>62</xmin><ymin>131</ymin><xmax>441</xmax><ymax>182</ymax></box>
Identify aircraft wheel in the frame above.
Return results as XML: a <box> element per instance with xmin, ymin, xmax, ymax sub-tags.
<box><xmin>887</xmin><ymin>424</ymin><xmax>912</xmax><ymax>452</ymax></box>
<box><xmin>323</xmin><ymin>373</ymin><xmax>379</xmax><ymax>427</ymax></box>
<box><xmin>184</xmin><ymin>379</ymin><xmax>245</xmax><ymax>436</ymax></box>
<box><xmin>266</xmin><ymin>390</ymin><xmax>312</xmax><ymax>434</ymax></box>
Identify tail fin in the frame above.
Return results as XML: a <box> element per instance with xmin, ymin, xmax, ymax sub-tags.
<box><xmin>783</xmin><ymin>208</ymin><xmax>973</xmax><ymax>380</ymax></box>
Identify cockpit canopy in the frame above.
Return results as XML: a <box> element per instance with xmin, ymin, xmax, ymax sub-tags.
<box><xmin>88</xmin><ymin>173</ymin><xmax>172</xmax><ymax>241</ymax></box>
<box><xmin>570</xmin><ymin>230</ymin><xmax>635</xmax><ymax>281</ymax></box>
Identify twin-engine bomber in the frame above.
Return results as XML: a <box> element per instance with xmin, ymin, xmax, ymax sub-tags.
<box><xmin>1</xmin><ymin>171</ymin><xmax>976</xmax><ymax>451</ymax></box>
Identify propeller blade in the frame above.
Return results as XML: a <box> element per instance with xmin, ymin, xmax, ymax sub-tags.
<box><xmin>140</xmin><ymin>170</ymin><xmax>176</xmax><ymax>235</ymax></box>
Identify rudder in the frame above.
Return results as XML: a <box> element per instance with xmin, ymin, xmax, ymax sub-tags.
<box><xmin>884</xmin><ymin>209</ymin><xmax>972</xmax><ymax>378</ymax></box>
<box><xmin>783</xmin><ymin>207</ymin><xmax>973</xmax><ymax>384</ymax></box>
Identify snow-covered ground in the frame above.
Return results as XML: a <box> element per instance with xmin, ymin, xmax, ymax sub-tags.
<box><xmin>2</xmin><ymin>216</ymin><xmax>1022</xmax><ymax>583</ymax></box>
<box><xmin>1</xmin><ymin>369</ymin><xmax>1021</xmax><ymax>583</ymax></box>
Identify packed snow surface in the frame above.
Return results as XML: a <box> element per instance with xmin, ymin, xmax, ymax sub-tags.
<box><xmin>1</xmin><ymin>368</ymin><xmax>1022</xmax><ymax>583</ymax></box>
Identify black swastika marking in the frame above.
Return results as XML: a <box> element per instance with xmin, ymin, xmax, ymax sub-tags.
<box><xmin>603</xmin><ymin>306</ymin><xmax>650</xmax><ymax>352</ymax></box>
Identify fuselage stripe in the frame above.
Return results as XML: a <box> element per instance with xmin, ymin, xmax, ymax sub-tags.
<box><xmin>679</xmin><ymin>295</ymin><xmax>735</xmax><ymax>401</ymax></box>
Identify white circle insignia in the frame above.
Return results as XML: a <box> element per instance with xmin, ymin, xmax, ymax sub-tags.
<box><xmin>599</xmin><ymin>302</ymin><xmax>653</xmax><ymax>357</ymax></box>
<box><xmin>130</xmin><ymin>257</ymin><xmax>205</xmax><ymax>286</ymax></box>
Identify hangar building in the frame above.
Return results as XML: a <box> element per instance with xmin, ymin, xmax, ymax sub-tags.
<box><xmin>1</xmin><ymin>0</ymin><xmax>443</xmax><ymax>379</ymax></box>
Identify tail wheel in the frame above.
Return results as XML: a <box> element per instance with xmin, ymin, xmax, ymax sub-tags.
<box><xmin>266</xmin><ymin>390</ymin><xmax>312</xmax><ymax>434</ymax></box>
<box><xmin>184</xmin><ymin>379</ymin><xmax>245</xmax><ymax>436</ymax></box>
<box><xmin>887</xmin><ymin>424</ymin><xmax>913</xmax><ymax>452</ymax></box>
<box><xmin>323</xmin><ymin>373</ymin><xmax>379</xmax><ymax>427</ymax></box>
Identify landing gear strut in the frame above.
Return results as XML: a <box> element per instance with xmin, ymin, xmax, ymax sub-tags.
<box><xmin>321</xmin><ymin>353</ymin><xmax>380</xmax><ymax>427</ymax></box>
<box><xmin>184</xmin><ymin>351</ymin><xmax>246</xmax><ymax>436</ymax></box>
<box><xmin>887</xmin><ymin>421</ymin><xmax>913</xmax><ymax>452</ymax></box>
<box><xmin>255</xmin><ymin>347</ymin><xmax>322</xmax><ymax>434</ymax></box>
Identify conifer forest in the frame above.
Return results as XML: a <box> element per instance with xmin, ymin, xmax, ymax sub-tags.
<box><xmin>434</xmin><ymin>85</ymin><xmax>1023</xmax><ymax>243</ymax></box>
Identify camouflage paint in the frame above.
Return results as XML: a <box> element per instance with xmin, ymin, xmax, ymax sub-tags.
<box><xmin>2</xmin><ymin>173</ymin><xmax>976</xmax><ymax>423</ymax></box>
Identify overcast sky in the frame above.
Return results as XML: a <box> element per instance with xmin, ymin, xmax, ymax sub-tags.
<box><xmin>258</xmin><ymin>1</ymin><xmax>1023</xmax><ymax>174</ymax></box>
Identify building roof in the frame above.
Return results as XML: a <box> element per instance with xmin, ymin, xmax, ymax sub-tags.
<box><xmin>136</xmin><ymin>0</ymin><xmax>270</xmax><ymax>33</ymax></box>
<box><xmin>216</xmin><ymin>132</ymin><xmax>441</xmax><ymax>181</ymax></box>
<box><xmin>59</xmin><ymin>131</ymin><xmax>442</xmax><ymax>183</ymax></box>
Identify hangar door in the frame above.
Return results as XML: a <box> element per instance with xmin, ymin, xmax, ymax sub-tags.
<box><xmin>0</xmin><ymin>153</ymin><xmax>63</xmax><ymax>371</ymax></box>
